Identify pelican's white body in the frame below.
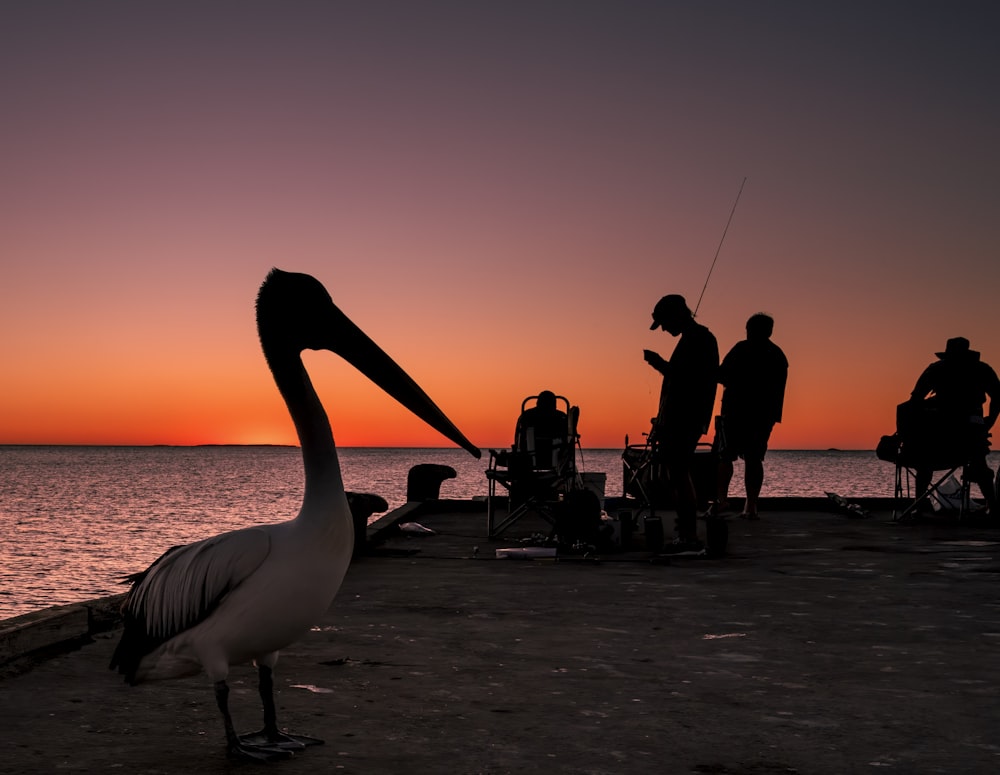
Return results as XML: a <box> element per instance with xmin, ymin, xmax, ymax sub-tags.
<box><xmin>131</xmin><ymin>502</ymin><xmax>354</xmax><ymax>683</ymax></box>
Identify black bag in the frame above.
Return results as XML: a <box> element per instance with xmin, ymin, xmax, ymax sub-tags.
<box><xmin>553</xmin><ymin>488</ymin><xmax>604</xmax><ymax>545</ymax></box>
<box><xmin>876</xmin><ymin>433</ymin><xmax>900</xmax><ymax>463</ymax></box>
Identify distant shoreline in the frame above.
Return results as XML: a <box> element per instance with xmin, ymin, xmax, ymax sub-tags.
<box><xmin>0</xmin><ymin>443</ymin><xmax>878</xmax><ymax>452</ymax></box>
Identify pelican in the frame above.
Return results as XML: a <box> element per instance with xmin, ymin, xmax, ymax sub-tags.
<box><xmin>109</xmin><ymin>269</ymin><xmax>480</xmax><ymax>761</ymax></box>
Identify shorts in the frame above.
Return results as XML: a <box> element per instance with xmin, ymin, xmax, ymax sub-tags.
<box><xmin>716</xmin><ymin>414</ymin><xmax>774</xmax><ymax>463</ymax></box>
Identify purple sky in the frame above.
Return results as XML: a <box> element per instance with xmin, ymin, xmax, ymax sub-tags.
<box><xmin>2</xmin><ymin>2</ymin><xmax>998</xmax><ymax>448</ymax></box>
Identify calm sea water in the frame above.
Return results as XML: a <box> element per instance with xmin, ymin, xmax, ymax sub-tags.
<box><xmin>2</xmin><ymin>445</ymin><xmax>996</xmax><ymax>620</ymax></box>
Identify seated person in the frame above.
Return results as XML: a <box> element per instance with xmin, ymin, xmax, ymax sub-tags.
<box><xmin>906</xmin><ymin>337</ymin><xmax>999</xmax><ymax>516</ymax></box>
<box><xmin>514</xmin><ymin>390</ymin><xmax>569</xmax><ymax>470</ymax></box>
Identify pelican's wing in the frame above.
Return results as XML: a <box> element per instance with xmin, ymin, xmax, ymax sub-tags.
<box><xmin>110</xmin><ymin>527</ymin><xmax>271</xmax><ymax>679</ymax></box>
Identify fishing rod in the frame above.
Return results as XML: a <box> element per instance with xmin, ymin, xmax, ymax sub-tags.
<box><xmin>693</xmin><ymin>176</ymin><xmax>747</xmax><ymax>316</ymax></box>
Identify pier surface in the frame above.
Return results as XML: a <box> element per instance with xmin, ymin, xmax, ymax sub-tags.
<box><xmin>2</xmin><ymin>499</ymin><xmax>1000</xmax><ymax>774</ymax></box>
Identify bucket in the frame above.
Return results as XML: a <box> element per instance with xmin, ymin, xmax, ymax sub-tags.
<box><xmin>705</xmin><ymin>516</ymin><xmax>728</xmax><ymax>557</ymax></box>
<box><xmin>617</xmin><ymin>510</ymin><xmax>633</xmax><ymax>550</ymax></box>
<box><xmin>580</xmin><ymin>472</ymin><xmax>606</xmax><ymax>501</ymax></box>
<box><xmin>643</xmin><ymin>516</ymin><xmax>663</xmax><ymax>552</ymax></box>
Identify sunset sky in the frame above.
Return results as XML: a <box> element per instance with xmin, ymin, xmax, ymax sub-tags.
<box><xmin>3</xmin><ymin>2</ymin><xmax>998</xmax><ymax>450</ymax></box>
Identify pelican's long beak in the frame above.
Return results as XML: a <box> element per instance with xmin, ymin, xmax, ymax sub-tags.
<box><xmin>325</xmin><ymin>305</ymin><xmax>481</xmax><ymax>459</ymax></box>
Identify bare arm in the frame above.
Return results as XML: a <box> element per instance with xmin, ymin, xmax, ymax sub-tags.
<box><xmin>986</xmin><ymin>387</ymin><xmax>1000</xmax><ymax>431</ymax></box>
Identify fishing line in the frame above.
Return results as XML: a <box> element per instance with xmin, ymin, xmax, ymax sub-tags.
<box><xmin>693</xmin><ymin>176</ymin><xmax>747</xmax><ymax>316</ymax></box>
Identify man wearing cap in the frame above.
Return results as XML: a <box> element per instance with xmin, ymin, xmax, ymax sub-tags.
<box><xmin>645</xmin><ymin>294</ymin><xmax>719</xmax><ymax>552</ymax></box>
<box><xmin>909</xmin><ymin>336</ymin><xmax>999</xmax><ymax>516</ymax></box>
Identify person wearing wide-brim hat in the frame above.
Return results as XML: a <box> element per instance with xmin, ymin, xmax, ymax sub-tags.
<box><xmin>935</xmin><ymin>336</ymin><xmax>980</xmax><ymax>360</ymax></box>
<box><xmin>908</xmin><ymin>336</ymin><xmax>1000</xmax><ymax>517</ymax></box>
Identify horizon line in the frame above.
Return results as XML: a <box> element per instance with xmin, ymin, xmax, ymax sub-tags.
<box><xmin>0</xmin><ymin>443</ymin><xmax>879</xmax><ymax>452</ymax></box>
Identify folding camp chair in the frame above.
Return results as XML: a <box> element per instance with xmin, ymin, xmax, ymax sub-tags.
<box><xmin>879</xmin><ymin>401</ymin><xmax>973</xmax><ymax>521</ymax></box>
<box><xmin>622</xmin><ymin>435</ymin><xmax>656</xmax><ymax>522</ymax></box>
<box><xmin>622</xmin><ymin>430</ymin><xmax>716</xmax><ymax>515</ymax></box>
<box><xmin>486</xmin><ymin>393</ymin><xmax>581</xmax><ymax>538</ymax></box>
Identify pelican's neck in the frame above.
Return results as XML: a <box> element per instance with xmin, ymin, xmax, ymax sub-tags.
<box><xmin>266</xmin><ymin>347</ymin><xmax>346</xmax><ymax>521</ymax></box>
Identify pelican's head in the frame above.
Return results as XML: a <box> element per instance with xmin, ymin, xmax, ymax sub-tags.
<box><xmin>257</xmin><ymin>269</ymin><xmax>481</xmax><ymax>458</ymax></box>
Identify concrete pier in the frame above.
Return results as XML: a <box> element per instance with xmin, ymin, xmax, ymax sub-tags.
<box><xmin>2</xmin><ymin>499</ymin><xmax>999</xmax><ymax>773</ymax></box>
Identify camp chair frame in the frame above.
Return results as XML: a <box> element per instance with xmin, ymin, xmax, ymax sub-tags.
<box><xmin>880</xmin><ymin>402</ymin><xmax>974</xmax><ymax>521</ymax></box>
<box><xmin>486</xmin><ymin>394</ymin><xmax>581</xmax><ymax>538</ymax></box>
<box><xmin>622</xmin><ymin>433</ymin><xmax>715</xmax><ymax>524</ymax></box>
<box><xmin>892</xmin><ymin>462</ymin><xmax>971</xmax><ymax>521</ymax></box>
<box><xmin>622</xmin><ymin>436</ymin><xmax>657</xmax><ymax>523</ymax></box>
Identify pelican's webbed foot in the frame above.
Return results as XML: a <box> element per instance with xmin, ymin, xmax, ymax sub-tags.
<box><xmin>227</xmin><ymin>738</ymin><xmax>295</xmax><ymax>762</ymax></box>
<box><xmin>216</xmin><ymin>678</ymin><xmax>296</xmax><ymax>762</ymax></box>
<box><xmin>244</xmin><ymin>663</ymin><xmax>325</xmax><ymax>752</ymax></box>
<box><xmin>240</xmin><ymin>729</ymin><xmax>324</xmax><ymax>750</ymax></box>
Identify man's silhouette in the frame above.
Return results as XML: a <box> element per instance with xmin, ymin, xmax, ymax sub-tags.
<box><xmin>907</xmin><ymin>337</ymin><xmax>999</xmax><ymax>516</ymax></box>
<box><xmin>644</xmin><ymin>294</ymin><xmax>719</xmax><ymax>553</ymax></box>
<box><xmin>712</xmin><ymin>313</ymin><xmax>788</xmax><ymax>520</ymax></box>
<box><xmin>515</xmin><ymin>390</ymin><xmax>568</xmax><ymax>470</ymax></box>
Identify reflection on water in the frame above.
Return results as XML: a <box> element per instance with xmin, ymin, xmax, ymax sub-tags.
<box><xmin>1</xmin><ymin>446</ymin><xmax>996</xmax><ymax>619</ymax></box>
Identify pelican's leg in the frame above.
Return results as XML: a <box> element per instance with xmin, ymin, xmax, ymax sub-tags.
<box><xmin>238</xmin><ymin>665</ymin><xmax>324</xmax><ymax>750</ymax></box>
<box><xmin>214</xmin><ymin>679</ymin><xmax>292</xmax><ymax>761</ymax></box>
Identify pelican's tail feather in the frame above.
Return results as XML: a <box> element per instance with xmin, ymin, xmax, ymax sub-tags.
<box><xmin>110</xmin><ymin>529</ymin><xmax>271</xmax><ymax>683</ymax></box>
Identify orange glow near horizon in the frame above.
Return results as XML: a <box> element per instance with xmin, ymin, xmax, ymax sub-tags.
<box><xmin>0</xmin><ymin>343</ymin><xmax>944</xmax><ymax>451</ymax></box>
